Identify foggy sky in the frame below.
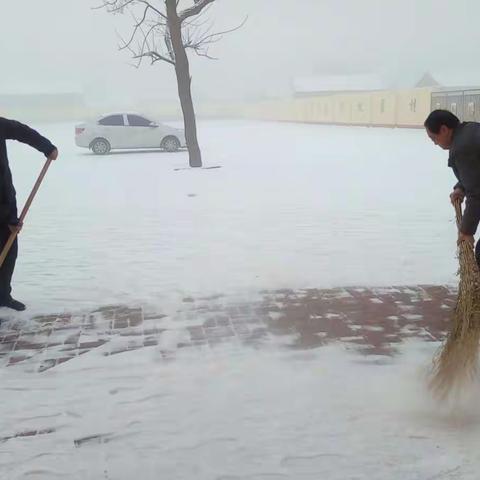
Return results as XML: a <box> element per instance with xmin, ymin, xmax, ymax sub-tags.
<box><xmin>1</xmin><ymin>0</ymin><xmax>480</xmax><ymax>103</ymax></box>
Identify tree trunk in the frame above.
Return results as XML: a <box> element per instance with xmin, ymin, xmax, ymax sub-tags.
<box><xmin>166</xmin><ymin>0</ymin><xmax>202</xmax><ymax>168</ymax></box>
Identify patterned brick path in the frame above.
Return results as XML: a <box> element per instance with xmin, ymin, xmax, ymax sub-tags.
<box><xmin>0</xmin><ymin>285</ymin><xmax>456</xmax><ymax>373</ymax></box>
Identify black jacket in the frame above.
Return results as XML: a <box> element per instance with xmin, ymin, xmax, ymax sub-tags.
<box><xmin>0</xmin><ymin>117</ymin><xmax>56</xmax><ymax>225</ymax></box>
<box><xmin>448</xmin><ymin>121</ymin><xmax>480</xmax><ymax>235</ymax></box>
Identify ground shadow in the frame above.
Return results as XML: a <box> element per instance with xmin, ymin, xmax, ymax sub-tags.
<box><xmin>80</xmin><ymin>148</ymin><xmax>187</xmax><ymax>157</ymax></box>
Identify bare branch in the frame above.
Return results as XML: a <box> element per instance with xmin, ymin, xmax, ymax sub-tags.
<box><xmin>183</xmin><ymin>16</ymin><xmax>247</xmax><ymax>60</ymax></box>
<box><xmin>92</xmin><ymin>0</ymin><xmax>135</xmax><ymax>13</ymax></box>
<box><xmin>135</xmin><ymin>19</ymin><xmax>175</xmax><ymax>66</ymax></box>
<box><xmin>120</xmin><ymin>5</ymin><xmax>151</xmax><ymax>51</ymax></box>
<box><xmin>195</xmin><ymin>16</ymin><xmax>248</xmax><ymax>45</ymax></box>
<box><xmin>179</xmin><ymin>0</ymin><xmax>216</xmax><ymax>22</ymax></box>
<box><xmin>138</xmin><ymin>0</ymin><xmax>167</xmax><ymax>20</ymax></box>
<box><xmin>97</xmin><ymin>0</ymin><xmax>244</xmax><ymax>68</ymax></box>
<box><xmin>182</xmin><ymin>12</ymin><xmax>211</xmax><ymax>29</ymax></box>
<box><xmin>134</xmin><ymin>50</ymin><xmax>176</xmax><ymax>65</ymax></box>
<box><xmin>95</xmin><ymin>0</ymin><xmax>167</xmax><ymax>20</ymax></box>
<box><xmin>195</xmin><ymin>51</ymin><xmax>218</xmax><ymax>60</ymax></box>
<box><xmin>110</xmin><ymin>4</ymin><xmax>173</xmax><ymax>68</ymax></box>
<box><xmin>184</xmin><ymin>41</ymin><xmax>217</xmax><ymax>59</ymax></box>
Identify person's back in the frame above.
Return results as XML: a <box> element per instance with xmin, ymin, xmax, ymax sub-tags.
<box><xmin>448</xmin><ymin>121</ymin><xmax>480</xmax><ymax>199</ymax></box>
<box><xmin>450</xmin><ymin>121</ymin><xmax>480</xmax><ymax>157</ymax></box>
<box><xmin>425</xmin><ymin>110</ymin><xmax>480</xmax><ymax>265</ymax></box>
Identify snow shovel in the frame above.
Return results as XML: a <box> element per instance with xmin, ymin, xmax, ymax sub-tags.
<box><xmin>0</xmin><ymin>157</ymin><xmax>54</xmax><ymax>268</ymax></box>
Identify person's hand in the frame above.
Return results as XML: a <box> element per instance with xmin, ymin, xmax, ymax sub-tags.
<box><xmin>48</xmin><ymin>148</ymin><xmax>58</xmax><ymax>161</ymax></box>
<box><xmin>450</xmin><ymin>187</ymin><xmax>465</xmax><ymax>205</ymax></box>
<box><xmin>8</xmin><ymin>222</ymin><xmax>23</xmax><ymax>235</ymax></box>
<box><xmin>458</xmin><ymin>232</ymin><xmax>474</xmax><ymax>246</ymax></box>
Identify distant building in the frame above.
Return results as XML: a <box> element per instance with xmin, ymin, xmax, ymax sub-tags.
<box><xmin>417</xmin><ymin>71</ymin><xmax>480</xmax><ymax>122</ymax></box>
<box><xmin>292</xmin><ymin>74</ymin><xmax>385</xmax><ymax>97</ymax></box>
<box><xmin>245</xmin><ymin>70</ymin><xmax>480</xmax><ymax>128</ymax></box>
<box><xmin>0</xmin><ymin>87</ymin><xmax>86</xmax><ymax>122</ymax></box>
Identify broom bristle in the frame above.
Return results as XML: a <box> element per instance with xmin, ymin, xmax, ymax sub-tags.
<box><xmin>430</xmin><ymin>237</ymin><xmax>480</xmax><ymax>399</ymax></box>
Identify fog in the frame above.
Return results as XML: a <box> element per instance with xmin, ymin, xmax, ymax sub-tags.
<box><xmin>3</xmin><ymin>3</ymin><xmax>480</xmax><ymax>477</ymax></box>
<box><xmin>2</xmin><ymin>0</ymin><xmax>480</xmax><ymax>105</ymax></box>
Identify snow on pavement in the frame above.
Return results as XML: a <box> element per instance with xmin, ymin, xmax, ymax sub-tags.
<box><xmin>1</xmin><ymin>120</ymin><xmax>476</xmax><ymax>479</ymax></box>
<box><xmin>6</xmin><ymin>120</ymin><xmax>458</xmax><ymax>313</ymax></box>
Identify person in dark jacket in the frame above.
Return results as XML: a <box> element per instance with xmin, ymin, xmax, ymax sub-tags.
<box><xmin>0</xmin><ymin>117</ymin><xmax>58</xmax><ymax>311</ymax></box>
<box><xmin>425</xmin><ymin>109</ymin><xmax>480</xmax><ymax>264</ymax></box>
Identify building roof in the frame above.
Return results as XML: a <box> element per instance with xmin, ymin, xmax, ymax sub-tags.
<box><xmin>292</xmin><ymin>74</ymin><xmax>385</xmax><ymax>95</ymax></box>
<box><xmin>416</xmin><ymin>70</ymin><xmax>480</xmax><ymax>91</ymax></box>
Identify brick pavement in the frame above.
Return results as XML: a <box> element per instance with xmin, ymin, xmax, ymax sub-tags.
<box><xmin>0</xmin><ymin>285</ymin><xmax>456</xmax><ymax>375</ymax></box>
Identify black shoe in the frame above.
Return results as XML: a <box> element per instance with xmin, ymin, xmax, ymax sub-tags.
<box><xmin>0</xmin><ymin>297</ymin><xmax>26</xmax><ymax>311</ymax></box>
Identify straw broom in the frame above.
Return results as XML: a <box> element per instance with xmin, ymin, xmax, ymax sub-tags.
<box><xmin>429</xmin><ymin>200</ymin><xmax>480</xmax><ymax>398</ymax></box>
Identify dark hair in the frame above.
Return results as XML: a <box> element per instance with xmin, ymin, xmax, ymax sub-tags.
<box><xmin>424</xmin><ymin>109</ymin><xmax>460</xmax><ymax>133</ymax></box>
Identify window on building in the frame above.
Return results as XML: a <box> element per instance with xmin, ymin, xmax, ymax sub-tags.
<box><xmin>357</xmin><ymin>102</ymin><xmax>364</xmax><ymax>112</ymax></box>
<box><xmin>380</xmin><ymin>99</ymin><xmax>386</xmax><ymax>113</ymax></box>
<box><xmin>450</xmin><ymin>103</ymin><xmax>457</xmax><ymax>114</ymax></box>
<box><xmin>468</xmin><ymin>102</ymin><xmax>475</xmax><ymax>116</ymax></box>
<box><xmin>409</xmin><ymin>98</ymin><xmax>417</xmax><ymax>112</ymax></box>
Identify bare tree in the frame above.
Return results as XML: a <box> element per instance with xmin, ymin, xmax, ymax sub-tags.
<box><xmin>97</xmin><ymin>0</ymin><xmax>245</xmax><ymax>168</ymax></box>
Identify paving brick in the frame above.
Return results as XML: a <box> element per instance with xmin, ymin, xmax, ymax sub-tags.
<box><xmin>78</xmin><ymin>340</ymin><xmax>107</xmax><ymax>349</ymax></box>
<box><xmin>143</xmin><ymin>338</ymin><xmax>158</xmax><ymax>347</ymax></box>
<box><xmin>14</xmin><ymin>341</ymin><xmax>45</xmax><ymax>351</ymax></box>
<box><xmin>187</xmin><ymin>326</ymin><xmax>206</xmax><ymax>341</ymax></box>
<box><xmin>0</xmin><ymin>286</ymin><xmax>458</xmax><ymax>370</ymax></box>
<box><xmin>8</xmin><ymin>355</ymin><xmax>31</xmax><ymax>366</ymax></box>
<box><xmin>205</xmin><ymin>326</ymin><xmax>235</xmax><ymax>339</ymax></box>
<box><xmin>113</xmin><ymin>318</ymin><xmax>129</xmax><ymax>329</ymax></box>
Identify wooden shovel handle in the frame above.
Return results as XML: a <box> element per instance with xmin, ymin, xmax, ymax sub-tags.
<box><xmin>0</xmin><ymin>158</ymin><xmax>53</xmax><ymax>268</ymax></box>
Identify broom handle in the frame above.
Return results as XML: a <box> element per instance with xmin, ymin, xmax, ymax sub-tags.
<box><xmin>454</xmin><ymin>199</ymin><xmax>463</xmax><ymax>231</ymax></box>
<box><xmin>0</xmin><ymin>158</ymin><xmax>53</xmax><ymax>269</ymax></box>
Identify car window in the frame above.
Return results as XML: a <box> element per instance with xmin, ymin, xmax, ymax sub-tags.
<box><xmin>128</xmin><ymin>115</ymin><xmax>152</xmax><ymax>127</ymax></box>
<box><xmin>99</xmin><ymin>115</ymin><xmax>124</xmax><ymax>126</ymax></box>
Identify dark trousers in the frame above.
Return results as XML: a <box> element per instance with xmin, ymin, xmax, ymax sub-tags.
<box><xmin>0</xmin><ymin>225</ymin><xmax>17</xmax><ymax>301</ymax></box>
<box><xmin>476</xmin><ymin>241</ymin><xmax>480</xmax><ymax>269</ymax></box>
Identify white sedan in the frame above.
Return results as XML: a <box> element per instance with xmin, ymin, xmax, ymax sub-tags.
<box><xmin>75</xmin><ymin>113</ymin><xmax>186</xmax><ymax>154</ymax></box>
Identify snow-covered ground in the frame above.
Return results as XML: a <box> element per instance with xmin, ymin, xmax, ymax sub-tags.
<box><xmin>1</xmin><ymin>120</ymin><xmax>475</xmax><ymax>479</ymax></box>
<box><xmin>7</xmin><ymin>120</ymin><xmax>458</xmax><ymax>313</ymax></box>
<box><xmin>4</xmin><ymin>339</ymin><xmax>480</xmax><ymax>480</ymax></box>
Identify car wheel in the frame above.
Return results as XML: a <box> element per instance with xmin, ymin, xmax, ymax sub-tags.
<box><xmin>91</xmin><ymin>138</ymin><xmax>111</xmax><ymax>155</ymax></box>
<box><xmin>161</xmin><ymin>136</ymin><xmax>180</xmax><ymax>152</ymax></box>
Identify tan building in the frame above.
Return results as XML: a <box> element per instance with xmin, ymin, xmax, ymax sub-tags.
<box><xmin>245</xmin><ymin>71</ymin><xmax>480</xmax><ymax>128</ymax></box>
